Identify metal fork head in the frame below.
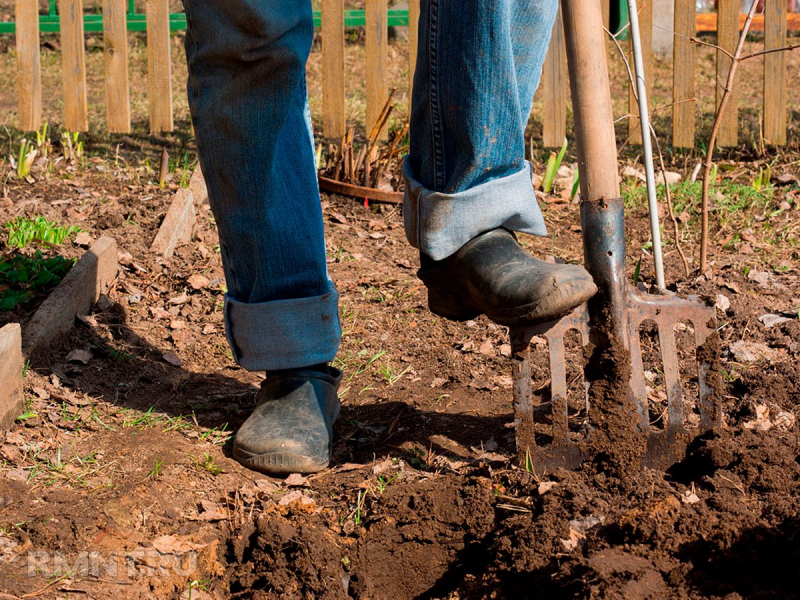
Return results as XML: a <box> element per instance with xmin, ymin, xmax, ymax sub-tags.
<box><xmin>511</xmin><ymin>196</ymin><xmax>720</xmax><ymax>472</ymax></box>
<box><xmin>511</xmin><ymin>290</ymin><xmax>719</xmax><ymax>472</ymax></box>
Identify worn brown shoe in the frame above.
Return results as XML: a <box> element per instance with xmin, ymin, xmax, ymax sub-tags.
<box><xmin>232</xmin><ymin>366</ymin><xmax>342</xmax><ymax>475</ymax></box>
<box><xmin>419</xmin><ymin>228</ymin><xmax>597</xmax><ymax>327</ymax></box>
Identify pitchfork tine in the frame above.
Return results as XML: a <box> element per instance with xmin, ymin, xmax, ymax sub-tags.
<box><xmin>658</xmin><ymin>321</ymin><xmax>685</xmax><ymax>431</ymax></box>
<box><xmin>547</xmin><ymin>332</ymin><xmax>569</xmax><ymax>441</ymax></box>
<box><xmin>627</xmin><ymin>322</ymin><xmax>650</xmax><ymax>429</ymax></box>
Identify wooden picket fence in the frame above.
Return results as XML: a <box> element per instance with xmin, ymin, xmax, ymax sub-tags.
<box><xmin>8</xmin><ymin>0</ymin><xmax>796</xmax><ymax>148</ymax></box>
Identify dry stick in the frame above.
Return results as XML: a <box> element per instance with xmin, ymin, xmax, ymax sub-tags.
<box><xmin>159</xmin><ymin>147</ymin><xmax>169</xmax><ymax>187</ymax></box>
<box><xmin>740</xmin><ymin>43</ymin><xmax>800</xmax><ymax>60</ymax></box>
<box><xmin>373</xmin><ymin>122</ymin><xmax>409</xmax><ymax>188</ymax></box>
<box><xmin>608</xmin><ymin>24</ymin><xmax>692</xmax><ymax>279</ymax></box>
<box><xmin>699</xmin><ymin>0</ymin><xmax>760</xmax><ymax>273</ymax></box>
<box><xmin>363</xmin><ymin>89</ymin><xmax>397</xmax><ymax>187</ymax></box>
<box><xmin>607</xmin><ymin>26</ymin><xmax>686</xmax><ymax>275</ymax></box>
<box><xmin>690</xmin><ymin>34</ymin><xmax>799</xmax><ymax>61</ymax></box>
<box><xmin>650</xmin><ymin>123</ymin><xmax>691</xmax><ymax>277</ymax></box>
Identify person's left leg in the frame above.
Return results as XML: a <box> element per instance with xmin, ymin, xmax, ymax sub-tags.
<box><xmin>182</xmin><ymin>0</ymin><xmax>341</xmax><ymax>475</ymax></box>
<box><xmin>405</xmin><ymin>0</ymin><xmax>596</xmax><ymax>326</ymax></box>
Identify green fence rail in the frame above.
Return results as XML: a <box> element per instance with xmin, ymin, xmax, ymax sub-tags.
<box><xmin>0</xmin><ymin>1</ymin><xmax>410</xmax><ymax>35</ymax></box>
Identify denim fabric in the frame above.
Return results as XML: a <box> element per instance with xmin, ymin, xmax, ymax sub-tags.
<box><xmin>405</xmin><ymin>0</ymin><xmax>558</xmax><ymax>260</ymax></box>
<box><xmin>182</xmin><ymin>0</ymin><xmax>341</xmax><ymax>370</ymax></box>
<box><xmin>182</xmin><ymin>0</ymin><xmax>556</xmax><ymax>370</ymax></box>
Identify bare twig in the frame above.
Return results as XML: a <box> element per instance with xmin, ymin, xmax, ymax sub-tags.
<box><xmin>740</xmin><ymin>43</ymin><xmax>800</xmax><ymax>61</ymax></box>
<box><xmin>690</xmin><ymin>36</ymin><xmax>735</xmax><ymax>60</ymax></box>
<box><xmin>699</xmin><ymin>0</ymin><xmax>760</xmax><ymax>273</ymax></box>
<box><xmin>605</xmin><ymin>27</ymin><xmax>637</xmax><ymax>100</ymax></box>
<box><xmin>686</xmin><ymin>32</ymin><xmax>799</xmax><ymax>63</ymax></box>
<box><xmin>650</xmin><ymin>123</ymin><xmax>691</xmax><ymax>277</ymax></box>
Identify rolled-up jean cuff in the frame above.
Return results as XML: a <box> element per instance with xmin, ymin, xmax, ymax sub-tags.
<box><xmin>403</xmin><ymin>160</ymin><xmax>548</xmax><ymax>261</ymax></box>
<box><xmin>224</xmin><ymin>287</ymin><xmax>341</xmax><ymax>371</ymax></box>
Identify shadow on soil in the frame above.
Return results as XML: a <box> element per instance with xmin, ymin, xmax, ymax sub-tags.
<box><xmin>680</xmin><ymin>517</ymin><xmax>800</xmax><ymax>599</ymax></box>
<box><xmin>38</xmin><ymin>297</ymin><xmax>514</xmax><ymax>466</ymax></box>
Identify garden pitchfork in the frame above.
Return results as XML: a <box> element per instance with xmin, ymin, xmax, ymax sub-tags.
<box><xmin>511</xmin><ymin>0</ymin><xmax>722</xmax><ymax>471</ymax></box>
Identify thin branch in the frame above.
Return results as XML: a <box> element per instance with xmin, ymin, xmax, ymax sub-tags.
<box><xmin>741</xmin><ymin>43</ymin><xmax>800</xmax><ymax>61</ymax></box>
<box><xmin>650</xmin><ymin>122</ymin><xmax>690</xmax><ymax>277</ymax></box>
<box><xmin>605</xmin><ymin>26</ymin><xmax>638</xmax><ymax>101</ymax></box>
<box><xmin>699</xmin><ymin>0</ymin><xmax>761</xmax><ymax>273</ymax></box>
<box><xmin>690</xmin><ymin>36</ymin><xmax>736</xmax><ymax>60</ymax></box>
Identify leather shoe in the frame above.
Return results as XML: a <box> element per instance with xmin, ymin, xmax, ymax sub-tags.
<box><xmin>419</xmin><ymin>228</ymin><xmax>597</xmax><ymax>326</ymax></box>
<box><xmin>233</xmin><ymin>366</ymin><xmax>342</xmax><ymax>475</ymax></box>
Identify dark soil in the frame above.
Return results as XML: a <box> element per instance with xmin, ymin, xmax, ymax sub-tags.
<box><xmin>0</xmin><ymin>21</ymin><xmax>799</xmax><ymax>595</ymax></box>
<box><xmin>0</xmin><ymin>146</ymin><xmax>797</xmax><ymax>599</ymax></box>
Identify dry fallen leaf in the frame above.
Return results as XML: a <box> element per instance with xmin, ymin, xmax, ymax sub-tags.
<box><xmin>729</xmin><ymin>341</ymin><xmax>782</xmax><ymax>364</ymax></box>
<box><xmin>538</xmin><ymin>481</ymin><xmax>558</xmax><ymax>495</ymax></box>
<box><xmin>758</xmin><ymin>314</ymin><xmax>792</xmax><ymax>329</ymax></box>
<box><xmin>681</xmin><ymin>490</ymin><xmax>701</xmax><ymax>504</ymax></box>
<box><xmin>277</xmin><ymin>490</ymin><xmax>316</xmax><ymax>508</ymax></box>
<box><xmin>254</xmin><ymin>479</ymin><xmax>280</xmax><ymax>494</ymax></box>
<box><xmin>743</xmin><ymin>404</ymin><xmax>772</xmax><ymax>432</ymax></box>
<box><xmin>492</xmin><ymin>375</ymin><xmax>514</xmax><ymax>390</ymax></box>
<box><xmin>372</xmin><ymin>458</ymin><xmax>395</xmax><ymax>476</ymax></box>
<box><xmin>169</xmin><ymin>293</ymin><xmax>190</xmax><ymax>305</ymax></box>
<box><xmin>74</xmin><ymin>231</ymin><xmax>93</xmax><ymax>246</ymax></box>
<box><xmin>162</xmin><ymin>351</ymin><xmax>183</xmax><ymax>367</ymax></box>
<box><xmin>715</xmin><ymin>294</ymin><xmax>731</xmax><ymax>312</ymax></box>
<box><xmin>191</xmin><ymin>500</ymin><xmax>227</xmax><ymax>521</ymax></box>
<box><xmin>284</xmin><ymin>473</ymin><xmax>310</xmax><ymax>487</ymax></box>
<box><xmin>188</xmin><ymin>274</ymin><xmax>210</xmax><ymax>290</ymax></box>
<box><xmin>65</xmin><ymin>349</ymin><xmax>92</xmax><ymax>364</ymax></box>
<box><xmin>6</xmin><ymin>469</ymin><xmax>28</xmax><ymax>482</ymax></box>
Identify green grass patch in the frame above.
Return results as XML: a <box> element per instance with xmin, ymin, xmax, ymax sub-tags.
<box><xmin>0</xmin><ymin>251</ymin><xmax>76</xmax><ymax>311</ymax></box>
<box><xmin>622</xmin><ymin>179</ymin><xmax>774</xmax><ymax>220</ymax></box>
<box><xmin>5</xmin><ymin>216</ymin><xmax>80</xmax><ymax>249</ymax></box>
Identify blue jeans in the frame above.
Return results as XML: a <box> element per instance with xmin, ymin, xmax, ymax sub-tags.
<box><xmin>182</xmin><ymin>0</ymin><xmax>558</xmax><ymax>371</ymax></box>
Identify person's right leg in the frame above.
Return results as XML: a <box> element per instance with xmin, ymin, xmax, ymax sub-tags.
<box><xmin>405</xmin><ymin>0</ymin><xmax>596</xmax><ymax>326</ymax></box>
<box><xmin>182</xmin><ymin>0</ymin><xmax>341</xmax><ymax>474</ymax></box>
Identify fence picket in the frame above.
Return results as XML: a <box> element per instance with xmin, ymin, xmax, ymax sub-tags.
<box><xmin>15</xmin><ymin>0</ymin><xmax>42</xmax><ymax>131</ymax></box>
<box><xmin>408</xmin><ymin>0</ymin><xmax>420</xmax><ymax>98</ymax></box>
<box><xmin>103</xmin><ymin>0</ymin><xmax>130</xmax><ymax>133</ymax></box>
<box><xmin>5</xmin><ymin>5</ymin><xmax>795</xmax><ymax>149</ymax></box>
<box><xmin>764</xmin><ymin>0</ymin><xmax>787</xmax><ymax>145</ymax></box>
<box><xmin>146</xmin><ymin>0</ymin><xmax>173</xmax><ymax>132</ymax></box>
<box><xmin>322</xmin><ymin>0</ymin><xmax>345</xmax><ymax>139</ymax></box>
<box><xmin>673</xmin><ymin>0</ymin><xmax>696</xmax><ymax>148</ymax></box>
<box><xmin>59</xmin><ymin>0</ymin><xmax>89</xmax><ymax>132</ymax></box>
<box><xmin>716</xmin><ymin>0</ymin><xmax>738</xmax><ymax>147</ymax></box>
<box><xmin>543</xmin><ymin>6</ymin><xmax>567</xmax><ymax>148</ymax></box>
<box><xmin>366</xmin><ymin>0</ymin><xmax>388</xmax><ymax>140</ymax></box>
<box><xmin>628</xmin><ymin>0</ymin><xmax>652</xmax><ymax>145</ymax></box>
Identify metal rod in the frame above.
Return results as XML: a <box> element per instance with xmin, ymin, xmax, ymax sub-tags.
<box><xmin>627</xmin><ymin>0</ymin><xmax>666</xmax><ymax>291</ymax></box>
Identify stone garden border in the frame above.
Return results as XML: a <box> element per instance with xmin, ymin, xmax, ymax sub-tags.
<box><xmin>0</xmin><ymin>236</ymin><xmax>119</xmax><ymax>428</ymax></box>
<box><xmin>149</xmin><ymin>167</ymin><xmax>207</xmax><ymax>259</ymax></box>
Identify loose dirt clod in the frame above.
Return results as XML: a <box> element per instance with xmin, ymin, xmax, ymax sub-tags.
<box><xmin>582</xmin><ymin>338</ymin><xmax>647</xmax><ymax>481</ymax></box>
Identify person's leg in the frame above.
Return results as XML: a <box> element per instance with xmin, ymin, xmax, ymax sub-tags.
<box><xmin>183</xmin><ymin>0</ymin><xmax>339</xmax><ymax>371</ymax></box>
<box><xmin>405</xmin><ymin>0</ymin><xmax>596</xmax><ymax>326</ymax></box>
<box><xmin>182</xmin><ymin>0</ymin><xmax>341</xmax><ymax>474</ymax></box>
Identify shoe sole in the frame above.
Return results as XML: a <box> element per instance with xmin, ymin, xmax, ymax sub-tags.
<box><xmin>428</xmin><ymin>278</ymin><xmax>598</xmax><ymax>327</ymax></box>
<box><xmin>232</xmin><ymin>446</ymin><xmax>331</xmax><ymax>475</ymax></box>
<box><xmin>232</xmin><ymin>403</ymin><xmax>341</xmax><ymax>476</ymax></box>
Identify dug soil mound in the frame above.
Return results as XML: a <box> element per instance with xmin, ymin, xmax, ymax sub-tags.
<box><xmin>0</xmin><ymin>157</ymin><xmax>798</xmax><ymax>598</ymax></box>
